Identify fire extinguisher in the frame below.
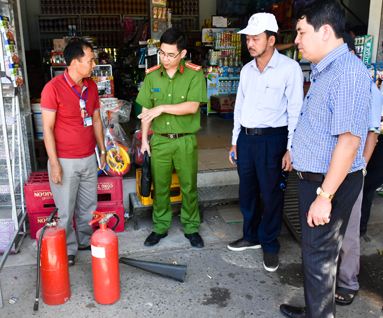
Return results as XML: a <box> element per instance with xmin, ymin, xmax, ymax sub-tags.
<box><xmin>89</xmin><ymin>211</ymin><xmax>120</xmax><ymax>305</ymax></box>
<box><xmin>34</xmin><ymin>208</ymin><xmax>71</xmax><ymax>311</ymax></box>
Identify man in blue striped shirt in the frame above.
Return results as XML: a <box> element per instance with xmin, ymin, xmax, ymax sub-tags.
<box><xmin>280</xmin><ymin>1</ymin><xmax>372</xmax><ymax>318</ymax></box>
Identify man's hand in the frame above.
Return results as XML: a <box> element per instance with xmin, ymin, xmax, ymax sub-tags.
<box><xmin>138</xmin><ymin>106</ymin><xmax>164</xmax><ymax>123</ymax></box>
<box><xmin>307</xmin><ymin>195</ymin><xmax>332</xmax><ymax>227</ymax></box>
<box><xmin>50</xmin><ymin>163</ymin><xmax>63</xmax><ymax>185</ymax></box>
<box><xmin>229</xmin><ymin>145</ymin><xmax>237</xmax><ymax>165</ymax></box>
<box><xmin>282</xmin><ymin>150</ymin><xmax>293</xmax><ymax>171</ymax></box>
<box><xmin>141</xmin><ymin>141</ymin><xmax>151</xmax><ymax>156</ymax></box>
<box><xmin>100</xmin><ymin>153</ymin><xmax>106</xmax><ymax>170</ymax></box>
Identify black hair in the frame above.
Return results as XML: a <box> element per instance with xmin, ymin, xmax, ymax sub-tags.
<box><xmin>160</xmin><ymin>28</ymin><xmax>188</xmax><ymax>52</ymax></box>
<box><xmin>295</xmin><ymin>0</ymin><xmax>345</xmax><ymax>39</ymax></box>
<box><xmin>64</xmin><ymin>39</ymin><xmax>94</xmax><ymax>66</ymax></box>
<box><xmin>349</xmin><ymin>25</ymin><xmax>368</xmax><ymax>37</ymax></box>
<box><xmin>343</xmin><ymin>32</ymin><xmax>355</xmax><ymax>52</ymax></box>
<box><xmin>265</xmin><ymin>31</ymin><xmax>278</xmax><ymax>42</ymax></box>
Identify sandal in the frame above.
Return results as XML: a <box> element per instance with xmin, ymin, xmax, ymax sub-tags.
<box><xmin>335</xmin><ymin>287</ymin><xmax>358</xmax><ymax>306</ymax></box>
<box><xmin>68</xmin><ymin>255</ymin><xmax>75</xmax><ymax>267</ymax></box>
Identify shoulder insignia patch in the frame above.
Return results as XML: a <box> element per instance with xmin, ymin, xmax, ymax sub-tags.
<box><xmin>185</xmin><ymin>62</ymin><xmax>202</xmax><ymax>71</ymax></box>
<box><xmin>145</xmin><ymin>64</ymin><xmax>161</xmax><ymax>74</ymax></box>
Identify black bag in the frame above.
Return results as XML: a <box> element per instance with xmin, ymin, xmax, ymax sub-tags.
<box><xmin>141</xmin><ymin>151</ymin><xmax>151</xmax><ymax>197</ymax></box>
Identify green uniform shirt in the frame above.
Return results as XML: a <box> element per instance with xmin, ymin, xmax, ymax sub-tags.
<box><xmin>136</xmin><ymin>59</ymin><xmax>207</xmax><ymax>134</ymax></box>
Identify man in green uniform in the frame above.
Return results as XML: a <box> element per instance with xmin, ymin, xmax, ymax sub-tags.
<box><xmin>137</xmin><ymin>28</ymin><xmax>207</xmax><ymax>248</ymax></box>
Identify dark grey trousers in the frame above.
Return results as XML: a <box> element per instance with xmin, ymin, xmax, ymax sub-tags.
<box><xmin>337</xmin><ymin>183</ymin><xmax>364</xmax><ymax>291</ymax></box>
<box><xmin>298</xmin><ymin>171</ymin><xmax>363</xmax><ymax>318</ymax></box>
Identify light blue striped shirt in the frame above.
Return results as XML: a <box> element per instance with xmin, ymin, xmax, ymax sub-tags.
<box><xmin>232</xmin><ymin>49</ymin><xmax>304</xmax><ymax>149</ymax></box>
<box><xmin>291</xmin><ymin>44</ymin><xmax>372</xmax><ymax>173</ymax></box>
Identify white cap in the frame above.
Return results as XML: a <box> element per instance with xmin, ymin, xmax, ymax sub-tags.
<box><xmin>238</xmin><ymin>13</ymin><xmax>278</xmax><ymax>36</ymax></box>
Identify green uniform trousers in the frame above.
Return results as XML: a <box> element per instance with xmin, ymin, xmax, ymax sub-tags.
<box><xmin>150</xmin><ymin>133</ymin><xmax>200</xmax><ymax>234</ymax></box>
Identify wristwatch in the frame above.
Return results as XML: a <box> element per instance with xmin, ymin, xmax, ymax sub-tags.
<box><xmin>100</xmin><ymin>150</ymin><xmax>106</xmax><ymax>155</ymax></box>
<box><xmin>316</xmin><ymin>187</ymin><xmax>334</xmax><ymax>200</ymax></box>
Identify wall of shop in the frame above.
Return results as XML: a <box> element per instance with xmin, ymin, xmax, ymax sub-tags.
<box><xmin>22</xmin><ymin>0</ymin><xmax>41</xmax><ymax>51</ymax></box>
<box><xmin>338</xmin><ymin>0</ymin><xmax>370</xmax><ymax>29</ymax></box>
<box><xmin>199</xmin><ymin>1</ymin><xmax>216</xmax><ymax>29</ymax></box>
<box><xmin>368</xmin><ymin>0</ymin><xmax>383</xmax><ymax>63</ymax></box>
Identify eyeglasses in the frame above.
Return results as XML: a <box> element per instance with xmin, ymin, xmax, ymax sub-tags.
<box><xmin>158</xmin><ymin>49</ymin><xmax>181</xmax><ymax>59</ymax></box>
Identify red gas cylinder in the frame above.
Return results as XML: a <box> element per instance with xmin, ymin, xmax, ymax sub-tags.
<box><xmin>36</xmin><ymin>225</ymin><xmax>71</xmax><ymax>305</ymax></box>
<box><xmin>90</xmin><ymin>213</ymin><xmax>120</xmax><ymax>304</ymax></box>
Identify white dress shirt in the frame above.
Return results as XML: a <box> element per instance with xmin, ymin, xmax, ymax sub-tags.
<box><xmin>232</xmin><ymin>49</ymin><xmax>304</xmax><ymax>149</ymax></box>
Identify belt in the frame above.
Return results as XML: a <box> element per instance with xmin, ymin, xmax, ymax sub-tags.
<box><xmin>296</xmin><ymin>171</ymin><xmax>325</xmax><ymax>183</ymax></box>
<box><xmin>241</xmin><ymin>126</ymin><xmax>287</xmax><ymax>135</ymax></box>
<box><xmin>160</xmin><ymin>133</ymin><xmax>189</xmax><ymax>139</ymax></box>
<box><xmin>297</xmin><ymin>170</ymin><xmax>362</xmax><ymax>183</ymax></box>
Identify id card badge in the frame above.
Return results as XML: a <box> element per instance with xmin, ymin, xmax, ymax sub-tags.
<box><xmin>83</xmin><ymin>116</ymin><xmax>93</xmax><ymax>127</ymax></box>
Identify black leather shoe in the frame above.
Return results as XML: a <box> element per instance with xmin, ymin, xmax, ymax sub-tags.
<box><xmin>144</xmin><ymin>232</ymin><xmax>167</xmax><ymax>246</ymax></box>
<box><xmin>280</xmin><ymin>304</ymin><xmax>306</xmax><ymax>318</ymax></box>
<box><xmin>185</xmin><ymin>233</ymin><xmax>204</xmax><ymax>248</ymax></box>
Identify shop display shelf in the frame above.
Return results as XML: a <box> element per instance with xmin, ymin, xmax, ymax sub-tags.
<box><xmin>218</xmin><ymin>77</ymin><xmax>240</xmax><ymax>81</ymax></box>
<box><xmin>215</xmin><ymin>46</ymin><xmax>237</xmax><ymax>50</ymax></box>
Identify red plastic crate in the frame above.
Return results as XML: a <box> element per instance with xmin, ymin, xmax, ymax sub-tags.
<box><xmin>24</xmin><ymin>172</ymin><xmax>55</xmax><ymax>214</ymax></box>
<box><xmin>25</xmin><ymin>172</ymin><xmax>123</xmax><ymax>213</ymax></box>
<box><xmin>97</xmin><ymin>175</ymin><xmax>123</xmax><ymax>205</ymax></box>
<box><xmin>91</xmin><ymin>202</ymin><xmax>125</xmax><ymax>233</ymax></box>
<box><xmin>28</xmin><ymin>211</ymin><xmax>75</xmax><ymax>240</ymax></box>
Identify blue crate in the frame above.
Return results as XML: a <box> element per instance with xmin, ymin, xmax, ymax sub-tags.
<box><xmin>217</xmin><ymin>112</ymin><xmax>234</xmax><ymax>119</ymax></box>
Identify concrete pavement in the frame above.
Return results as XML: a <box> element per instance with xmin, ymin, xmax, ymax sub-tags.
<box><xmin>1</xmin><ymin>194</ymin><xmax>383</xmax><ymax>317</ymax></box>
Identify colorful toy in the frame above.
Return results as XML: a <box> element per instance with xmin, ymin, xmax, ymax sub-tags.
<box><xmin>99</xmin><ymin>99</ymin><xmax>132</xmax><ymax>176</ymax></box>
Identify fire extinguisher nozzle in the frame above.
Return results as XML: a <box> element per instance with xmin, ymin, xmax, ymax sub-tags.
<box><xmin>33</xmin><ymin>300</ymin><xmax>39</xmax><ymax>312</ymax></box>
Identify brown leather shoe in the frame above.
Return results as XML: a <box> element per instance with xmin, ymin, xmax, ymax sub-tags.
<box><xmin>227</xmin><ymin>238</ymin><xmax>261</xmax><ymax>251</ymax></box>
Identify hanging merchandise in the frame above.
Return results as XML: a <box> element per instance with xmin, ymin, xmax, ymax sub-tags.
<box><xmin>0</xmin><ymin>3</ymin><xmax>32</xmax><ymax>307</ymax></box>
<box><xmin>0</xmin><ymin>16</ymin><xmax>23</xmax><ymax>87</ymax></box>
<box><xmin>99</xmin><ymin>99</ymin><xmax>133</xmax><ymax>176</ymax></box>
<box><xmin>150</xmin><ymin>0</ymin><xmax>167</xmax><ymax>40</ymax></box>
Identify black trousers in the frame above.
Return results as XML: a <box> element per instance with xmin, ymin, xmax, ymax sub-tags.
<box><xmin>360</xmin><ymin>134</ymin><xmax>383</xmax><ymax>229</ymax></box>
<box><xmin>237</xmin><ymin>128</ymin><xmax>287</xmax><ymax>253</ymax></box>
<box><xmin>298</xmin><ymin>171</ymin><xmax>363</xmax><ymax>318</ymax></box>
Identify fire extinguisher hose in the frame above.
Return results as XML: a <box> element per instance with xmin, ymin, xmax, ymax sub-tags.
<box><xmin>33</xmin><ymin>208</ymin><xmax>58</xmax><ymax>312</ymax></box>
<box><xmin>111</xmin><ymin>213</ymin><xmax>120</xmax><ymax>231</ymax></box>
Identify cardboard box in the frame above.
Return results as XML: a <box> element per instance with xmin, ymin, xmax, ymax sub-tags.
<box><xmin>210</xmin><ymin>94</ymin><xmax>236</xmax><ymax>113</ymax></box>
<box><xmin>53</xmin><ymin>39</ymin><xmax>68</xmax><ymax>52</ymax></box>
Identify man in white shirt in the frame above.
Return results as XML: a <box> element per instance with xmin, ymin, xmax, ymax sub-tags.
<box><xmin>228</xmin><ymin>13</ymin><xmax>303</xmax><ymax>272</ymax></box>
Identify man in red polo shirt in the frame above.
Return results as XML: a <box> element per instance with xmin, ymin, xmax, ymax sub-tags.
<box><xmin>41</xmin><ymin>39</ymin><xmax>106</xmax><ymax>267</ymax></box>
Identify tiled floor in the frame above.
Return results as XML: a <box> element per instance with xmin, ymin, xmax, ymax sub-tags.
<box><xmin>123</xmin><ymin>110</ymin><xmax>235</xmax><ymax>172</ymax></box>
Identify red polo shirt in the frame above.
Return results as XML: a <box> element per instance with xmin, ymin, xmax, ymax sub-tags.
<box><xmin>41</xmin><ymin>69</ymin><xmax>100</xmax><ymax>159</ymax></box>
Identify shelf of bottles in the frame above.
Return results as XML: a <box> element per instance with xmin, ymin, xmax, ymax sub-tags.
<box><xmin>81</xmin><ymin>16</ymin><xmax>121</xmax><ymax>32</ymax></box>
<box><xmin>41</xmin><ymin>0</ymin><xmax>148</xmax><ymax>15</ymax></box>
<box><xmin>167</xmin><ymin>0</ymin><xmax>199</xmax><ymax>16</ymax></box>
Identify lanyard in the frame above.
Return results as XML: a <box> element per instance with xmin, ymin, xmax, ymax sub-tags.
<box><xmin>71</xmin><ymin>86</ymin><xmax>88</xmax><ymax>111</ymax></box>
<box><xmin>64</xmin><ymin>72</ymin><xmax>89</xmax><ymax>117</ymax></box>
